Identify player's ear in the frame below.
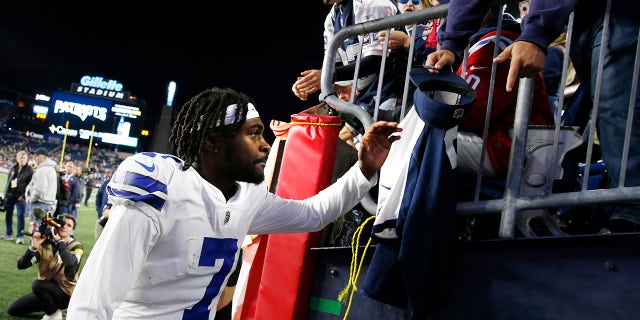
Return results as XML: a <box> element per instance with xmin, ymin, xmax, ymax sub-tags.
<box><xmin>202</xmin><ymin>136</ymin><xmax>218</xmax><ymax>156</ymax></box>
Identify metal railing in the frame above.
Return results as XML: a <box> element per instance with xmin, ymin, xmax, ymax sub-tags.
<box><xmin>320</xmin><ymin>1</ymin><xmax>640</xmax><ymax>238</ymax></box>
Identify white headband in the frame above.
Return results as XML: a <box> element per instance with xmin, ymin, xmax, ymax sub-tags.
<box><xmin>210</xmin><ymin>102</ymin><xmax>260</xmax><ymax>128</ymax></box>
<box><xmin>224</xmin><ymin>102</ymin><xmax>259</xmax><ymax>125</ymax></box>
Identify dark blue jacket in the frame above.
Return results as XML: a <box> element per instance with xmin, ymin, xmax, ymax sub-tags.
<box><xmin>439</xmin><ymin>0</ymin><xmax>639</xmax><ymax>59</ymax></box>
<box><xmin>66</xmin><ymin>175</ymin><xmax>83</xmax><ymax>205</ymax></box>
<box><xmin>95</xmin><ymin>179</ymin><xmax>110</xmax><ymax>218</ymax></box>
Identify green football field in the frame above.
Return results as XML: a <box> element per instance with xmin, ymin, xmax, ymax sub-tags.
<box><xmin>0</xmin><ymin>172</ymin><xmax>98</xmax><ymax>319</ymax></box>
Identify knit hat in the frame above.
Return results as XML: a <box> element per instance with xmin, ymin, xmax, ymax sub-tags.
<box><xmin>409</xmin><ymin>66</ymin><xmax>475</xmax><ymax>129</ymax></box>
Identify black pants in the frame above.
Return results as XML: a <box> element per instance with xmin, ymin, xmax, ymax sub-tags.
<box><xmin>7</xmin><ymin>280</ymin><xmax>70</xmax><ymax>316</ymax></box>
<box><xmin>84</xmin><ymin>187</ymin><xmax>94</xmax><ymax>205</ymax></box>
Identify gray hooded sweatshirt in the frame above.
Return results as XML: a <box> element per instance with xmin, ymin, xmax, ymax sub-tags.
<box><xmin>26</xmin><ymin>157</ymin><xmax>58</xmax><ymax>205</ymax></box>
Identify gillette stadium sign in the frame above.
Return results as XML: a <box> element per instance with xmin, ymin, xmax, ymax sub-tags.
<box><xmin>71</xmin><ymin>75</ymin><xmax>131</xmax><ymax>100</ymax></box>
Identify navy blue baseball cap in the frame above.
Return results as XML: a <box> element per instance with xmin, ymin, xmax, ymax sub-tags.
<box><xmin>34</xmin><ymin>147</ymin><xmax>49</xmax><ymax>156</ymax></box>
<box><xmin>409</xmin><ymin>66</ymin><xmax>475</xmax><ymax>129</ymax></box>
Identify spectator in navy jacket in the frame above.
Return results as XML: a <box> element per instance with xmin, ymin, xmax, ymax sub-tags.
<box><xmin>427</xmin><ymin>0</ymin><xmax>640</xmax><ymax>232</ymax></box>
<box><xmin>95</xmin><ymin>168</ymin><xmax>113</xmax><ymax>219</ymax></box>
<box><xmin>94</xmin><ymin>168</ymin><xmax>113</xmax><ymax>239</ymax></box>
<box><xmin>61</xmin><ymin>161</ymin><xmax>82</xmax><ymax>219</ymax></box>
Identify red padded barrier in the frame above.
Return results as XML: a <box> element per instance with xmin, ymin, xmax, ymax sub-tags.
<box><xmin>242</xmin><ymin>112</ymin><xmax>342</xmax><ymax>319</ymax></box>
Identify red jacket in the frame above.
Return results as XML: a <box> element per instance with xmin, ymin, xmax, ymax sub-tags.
<box><xmin>457</xmin><ymin>29</ymin><xmax>555</xmax><ymax>178</ymax></box>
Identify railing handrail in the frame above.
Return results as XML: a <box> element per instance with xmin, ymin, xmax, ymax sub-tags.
<box><xmin>319</xmin><ymin>0</ymin><xmax>640</xmax><ymax>239</ymax></box>
<box><xmin>320</xmin><ymin>4</ymin><xmax>450</xmax><ymax>130</ymax></box>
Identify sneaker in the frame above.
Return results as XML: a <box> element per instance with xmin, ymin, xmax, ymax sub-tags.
<box><xmin>598</xmin><ymin>228</ymin><xmax>612</xmax><ymax>235</ymax></box>
<box><xmin>1</xmin><ymin>234</ymin><xmax>14</xmax><ymax>241</ymax></box>
<box><xmin>16</xmin><ymin>237</ymin><xmax>24</xmax><ymax>244</ymax></box>
<box><xmin>41</xmin><ymin>309</ymin><xmax>63</xmax><ymax>320</ymax></box>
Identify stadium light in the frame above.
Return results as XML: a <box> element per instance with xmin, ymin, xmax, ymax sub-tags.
<box><xmin>166</xmin><ymin>81</ymin><xmax>176</xmax><ymax>107</ymax></box>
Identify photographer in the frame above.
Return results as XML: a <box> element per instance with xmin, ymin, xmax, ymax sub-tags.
<box><xmin>7</xmin><ymin>213</ymin><xmax>83</xmax><ymax>320</ymax></box>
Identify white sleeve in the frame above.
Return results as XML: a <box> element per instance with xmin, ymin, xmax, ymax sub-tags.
<box><xmin>324</xmin><ymin>8</ymin><xmax>335</xmax><ymax>54</ymax></box>
<box><xmin>353</xmin><ymin>0</ymin><xmax>399</xmax><ymax>57</ymax></box>
<box><xmin>67</xmin><ymin>204</ymin><xmax>159</xmax><ymax>320</ymax></box>
<box><xmin>248</xmin><ymin>164</ymin><xmax>377</xmax><ymax>235</ymax></box>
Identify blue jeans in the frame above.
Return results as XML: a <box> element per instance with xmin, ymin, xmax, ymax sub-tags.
<box><xmin>4</xmin><ymin>197</ymin><xmax>29</xmax><ymax>237</ymax></box>
<box><xmin>579</xmin><ymin>13</ymin><xmax>640</xmax><ymax>223</ymax></box>
<box><xmin>67</xmin><ymin>204</ymin><xmax>78</xmax><ymax>219</ymax></box>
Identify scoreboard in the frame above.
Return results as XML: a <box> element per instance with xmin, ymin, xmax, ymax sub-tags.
<box><xmin>31</xmin><ymin>75</ymin><xmax>148</xmax><ymax>152</ymax></box>
<box><xmin>47</xmin><ymin>90</ymin><xmax>142</xmax><ymax>148</ymax></box>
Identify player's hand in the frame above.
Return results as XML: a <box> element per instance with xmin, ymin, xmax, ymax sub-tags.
<box><xmin>494</xmin><ymin>40</ymin><xmax>546</xmax><ymax>92</ymax></box>
<box><xmin>425</xmin><ymin>49</ymin><xmax>456</xmax><ymax>74</ymax></box>
<box><xmin>358</xmin><ymin>121</ymin><xmax>402</xmax><ymax>179</ymax></box>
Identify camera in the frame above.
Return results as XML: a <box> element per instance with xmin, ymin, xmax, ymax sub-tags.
<box><xmin>25</xmin><ymin>207</ymin><xmax>66</xmax><ymax>239</ymax></box>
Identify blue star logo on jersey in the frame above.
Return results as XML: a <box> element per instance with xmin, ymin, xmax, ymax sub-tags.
<box><xmin>135</xmin><ymin>160</ymin><xmax>156</xmax><ymax>172</ymax></box>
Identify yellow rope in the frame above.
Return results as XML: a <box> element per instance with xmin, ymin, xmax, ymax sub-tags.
<box><xmin>337</xmin><ymin>215</ymin><xmax>376</xmax><ymax>320</ymax></box>
<box><xmin>289</xmin><ymin>121</ymin><xmax>342</xmax><ymax>127</ymax></box>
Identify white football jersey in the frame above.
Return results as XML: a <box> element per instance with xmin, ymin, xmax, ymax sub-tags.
<box><xmin>67</xmin><ymin>152</ymin><xmax>375</xmax><ymax>320</ymax></box>
<box><xmin>324</xmin><ymin>0</ymin><xmax>399</xmax><ymax>65</ymax></box>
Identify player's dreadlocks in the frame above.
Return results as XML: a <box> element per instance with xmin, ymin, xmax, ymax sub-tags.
<box><xmin>169</xmin><ymin>87</ymin><xmax>254</xmax><ymax>170</ymax></box>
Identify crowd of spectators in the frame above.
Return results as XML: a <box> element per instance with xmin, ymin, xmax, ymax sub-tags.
<box><xmin>0</xmin><ymin>131</ymin><xmax>125</xmax><ymax>183</ymax></box>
